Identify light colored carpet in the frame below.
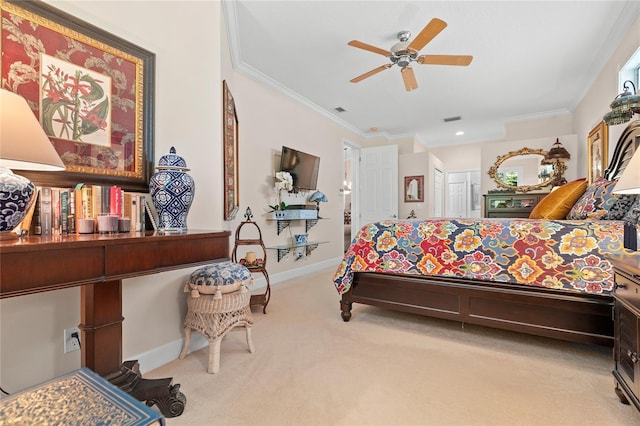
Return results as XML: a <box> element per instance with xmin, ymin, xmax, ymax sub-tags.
<box><xmin>148</xmin><ymin>268</ymin><xmax>638</xmax><ymax>425</ymax></box>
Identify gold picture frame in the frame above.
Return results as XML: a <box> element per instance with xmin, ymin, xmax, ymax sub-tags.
<box><xmin>1</xmin><ymin>0</ymin><xmax>155</xmax><ymax>191</ymax></box>
<box><xmin>223</xmin><ymin>80</ymin><xmax>239</xmax><ymax>220</ymax></box>
<box><xmin>587</xmin><ymin>121</ymin><xmax>608</xmax><ymax>184</ymax></box>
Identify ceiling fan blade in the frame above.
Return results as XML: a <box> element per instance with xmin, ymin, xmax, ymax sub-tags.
<box><xmin>401</xmin><ymin>67</ymin><xmax>418</xmax><ymax>92</ymax></box>
<box><xmin>348</xmin><ymin>40</ymin><xmax>392</xmax><ymax>57</ymax></box>
<box><xmin>350</xmin><ymin>64</ymin><xmax>392</xmax><ymax>83</ymax></box>
<box><xmin>417</xmin><ymin>55</ymin><xmax>473</xmax><ymax>66</ymax></box>
<box><xmin>407</xmin><ymin>18</ymin><xmax>447</xmax><ymax>53</ymax></box>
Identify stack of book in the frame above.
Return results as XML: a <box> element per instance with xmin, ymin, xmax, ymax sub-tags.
<box><xmin>19</xmin><ymin>184</ymin><xmax>158</xmax><ymax>236</ymax></box>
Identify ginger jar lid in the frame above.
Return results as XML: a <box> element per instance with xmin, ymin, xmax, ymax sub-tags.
<box><xmin>157</xmin><ymin>146</ymin><xmax>190</xmax><ymax>171</ymax></box>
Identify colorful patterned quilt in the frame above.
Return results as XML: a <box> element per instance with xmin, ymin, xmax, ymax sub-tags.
<box><xmin>333</xmin><ymin>218</ymin><xmax>640</xmax><ymax>297</ymax></box>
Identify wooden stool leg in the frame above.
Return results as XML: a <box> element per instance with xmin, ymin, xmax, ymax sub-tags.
<box><xmin>208</xmin><ymin>339</ymin><xmax>221</xmax><ymax>374</ymax></box>
<box><xmin>246</xmin><ymin>326</ymin><xmax>255</xmax><ymax>353</ymax></box>
<box><xmin>179</xmin><ymin>328</ymin><xmax>191</xmax><ymax>360</ymax></box>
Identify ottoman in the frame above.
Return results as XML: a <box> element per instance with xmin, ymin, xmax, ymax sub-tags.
<box><xmin>179</xmin><ymin>262</ymin><xmax>255</xmax><ymax>373</ymax></box>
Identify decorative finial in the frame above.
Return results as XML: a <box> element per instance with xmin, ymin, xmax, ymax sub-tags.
<box><xmin>244</xmin><ymin>207</ymin><xmax>253</xmax><ymax>221</ymax></box>
<box><xmin>170</xmin><ymin>146</ymin><xmax>176</xmax><ymax>154</ymax></box>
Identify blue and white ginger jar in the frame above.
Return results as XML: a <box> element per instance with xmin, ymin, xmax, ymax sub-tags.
<box><xmin>149</xmin><ymin>147</ymin><xmax>195</xmax><ymax>231</ymax></box>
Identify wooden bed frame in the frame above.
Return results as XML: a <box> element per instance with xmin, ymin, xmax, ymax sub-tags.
<box><xmin>340</xmin><ymin>272</ymin><xmax>614</xmax><ymax>345</ymax></box>
<box><xmin>339</xmin><ymin>121</ymin><xmax>640</xmax><ymax>347</ymax></box>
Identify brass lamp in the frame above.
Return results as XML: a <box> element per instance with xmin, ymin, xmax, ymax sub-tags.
<box><xmin>545</xmin><ymin>138</ymin><xmax>571</xmax><ymax>161</ymax></box>
<box><xmin>0</xmin><ymin>89</ymin><xmax>65</xmax><ymax>239</ymax></box>
<box><xmin>543</xmin><ymin>138</ymin><xmax>570</xmax><ymax>186</ymax></box>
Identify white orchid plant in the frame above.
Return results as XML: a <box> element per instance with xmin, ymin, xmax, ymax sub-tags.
<box><xmin>270</xmin><ymin>171</ymin><xmax>293</xmax><ymax>211</ymax></box>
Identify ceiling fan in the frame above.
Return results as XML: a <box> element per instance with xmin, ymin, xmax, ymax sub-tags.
<box><xmin>348</xmin><ymin>18</ymin><xmax>473</xmax><ymax>92</ymax></box>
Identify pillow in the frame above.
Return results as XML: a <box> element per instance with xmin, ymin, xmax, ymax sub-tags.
<box><xmin>529</xmin><ymin>178</ymin><xmax>587</xmax><ymax>219</ymax></box>
<box><xmin>603</xmin><ymin>194</ymin><xmax>638</xmax><ymax>220</ymax></box>
<box><xmin>622</xmin><ymin>196</ymin><xmax>640</xmax><ymax>225</ymax></box>
<box><xmin>566</xmin><ymin>177</ymin><xmax>618</xmax><ymax>220</ymax></box>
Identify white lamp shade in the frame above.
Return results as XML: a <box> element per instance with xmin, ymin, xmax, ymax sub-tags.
<box><xmin>0</xmin><ymin>89</ymin><xmax>65</xmax><ymax>171</ymax></box>
<box><xmin>614</xmin><ymin>147</ymin><xmax>640</xmax><ymax>194</ymax></box>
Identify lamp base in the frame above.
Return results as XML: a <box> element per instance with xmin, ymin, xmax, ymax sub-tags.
<box><xmin>0</xmin><ymin>166</ymin><xmax>37</xmax><ymax>234</ymax></box>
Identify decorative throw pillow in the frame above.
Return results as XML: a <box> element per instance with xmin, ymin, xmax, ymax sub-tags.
<box><xmin>529</xmin><ymin>178</ymin><xmax>587</xmax><ymax>219</ymax></box>
<box><xmin>603</xmin><ymin>194</ymin><xmax>638</xmax><ymax>220</ymax></box>
<box><xmin>622</xmin><ymin>196</ymin><xmax>640</xmax><ymax>225</ymax></box>
<box><xmin>566</xmin><ymin>177</ymin><xmax>618</xmax><ymax>220</ymax></box>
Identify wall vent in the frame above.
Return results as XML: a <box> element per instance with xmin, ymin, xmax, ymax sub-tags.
<box><xmin>334</xmin><ymin>107</ymin><xmax>347</xmax><ymax>113</ymax></box>
<box><xmin>443</xmin><ymin>116</ymin><xmax>461</xmax><ymax>122</ymax></box>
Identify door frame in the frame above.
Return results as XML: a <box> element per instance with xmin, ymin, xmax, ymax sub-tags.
<box><xmin>343</xmin><ymin>140</ymin><xmax>360</xmax><ymax>242</ymax></box>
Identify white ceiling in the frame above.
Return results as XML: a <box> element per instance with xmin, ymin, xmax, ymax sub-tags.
<box><xmin>224</xmin><ymin>1</ymin><xmax>639</xmax><ymax>147</ymax></box>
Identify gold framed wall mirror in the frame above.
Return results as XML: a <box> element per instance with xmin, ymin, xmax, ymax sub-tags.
<box><xmin>488</xmin><ymin>147</ymin><xmax>567</xmax><ymax>192</ymax></box>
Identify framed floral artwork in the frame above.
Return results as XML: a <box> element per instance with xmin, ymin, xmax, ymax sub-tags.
<box><xmin>1</xmin><ymin>0</ymin><xmax>155</xmax><ymax>191</ymax></box>
<box><xmin>223</xmin><ymin>80</ymin><xmax>239</xmax><ymax>220</ymax></box>
<box><xmin>404</xmin><ymin>175</ymin><xmax>424</xmax><ymax>202</ymax></box>
<box><xmin>587</xmin><ymin>121</ymin><xmax>608</xmax><ymax>184</ymax></box>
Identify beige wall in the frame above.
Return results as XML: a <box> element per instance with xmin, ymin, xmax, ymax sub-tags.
<box><xmin>398</xmin><ymin>152</ymin><xmax>429</xmax><ymax>219</ymax></box>
<box><xmin>221</xmin><ymin>16</ymin><xmax>367</xmax><ymax>277</ymax></box>
<box><xmin>574</xmin><ymin>15</ymin><xmax>640</xmax><ymax>172</ymax></box>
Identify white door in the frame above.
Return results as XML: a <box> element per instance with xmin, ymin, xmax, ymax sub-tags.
<box><xmin>447</xmin><ymin>181</ymin><xmax>467</xmax><ymax>217</ymax></box>
<box><xmin>433</xmin><ymin>168</ymin><xmax>444</xmax><ymax>217</ymax></box>
<box><xmin>360</xmin><ymin>145</ymin><xmax>398</xmax><ymax>225</ymax></box>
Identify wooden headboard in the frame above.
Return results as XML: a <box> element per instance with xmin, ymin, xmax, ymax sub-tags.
<box><xmin>604</xmin><ymin>120</ymin><xmax>640</xmax><ymax>181</ymax></box>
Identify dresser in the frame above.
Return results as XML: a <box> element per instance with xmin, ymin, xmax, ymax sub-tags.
<box><xmin>611</xmin><ymin>254</ymin><xmax>640</xmax><ymax>414</ymax></box>
<box><xmin>483</xmin><ymin>192</ymin><xmax>547</xmax><ymax>218</ymax></box>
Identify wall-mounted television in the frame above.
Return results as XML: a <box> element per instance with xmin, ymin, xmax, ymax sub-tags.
<box><xmin>279</xmin><ymin>146</ymin><xmax>320</xmax><ymax>191</ymax></box>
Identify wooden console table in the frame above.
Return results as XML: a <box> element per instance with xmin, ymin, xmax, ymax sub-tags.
<box><xmin>0</xmin><ymin>230</ymin><xmax>230</xmax><ymax>416</ymax></box>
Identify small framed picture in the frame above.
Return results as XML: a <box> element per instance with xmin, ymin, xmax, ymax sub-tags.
<box><xmin>587</xmin><ymin>121</ymin><xmax>608</xmax><ymax>184</ymax></box>
<box><xmin>404</xmin><ymin>175</ymin><xmax>424</xmax><ymax>202</ymax></box>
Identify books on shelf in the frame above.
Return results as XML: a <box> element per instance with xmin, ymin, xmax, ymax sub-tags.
<box><xmin>19</xmin><ymin>184</ymin><xmax>154</xmax><ymax>236</ymax></box>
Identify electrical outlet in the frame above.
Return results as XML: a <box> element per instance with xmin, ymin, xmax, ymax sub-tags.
<box><xmin>64</xmin><ymin>327</ymin><xmax>81</xmax><ymax>353</ymax></box>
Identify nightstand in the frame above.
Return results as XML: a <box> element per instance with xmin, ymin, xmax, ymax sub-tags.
<box><xmin>611</xmin><ymin>254</ymin><xmax>640</xmax><ymax>414</ymax></box>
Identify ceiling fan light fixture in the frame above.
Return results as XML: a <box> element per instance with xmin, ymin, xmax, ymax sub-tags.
<box><xmin>347</xmin><ymin>18</ymin><xmax>472</xmax><ymax>92</ymax></box>
<box><xmin>397</xmin><ymin>56</ymin><xmax>412</xmax><ymax>68</ymax></box>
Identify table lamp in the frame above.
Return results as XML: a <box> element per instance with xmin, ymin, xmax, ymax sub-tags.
<box><xmin>309</xmin><ymin>190</ymin><xmax>327</xmax><ymax>218</ymax></box>
<box><xmin>613</xmin><ymin>148</ymin><xmax>640</xmax><ymax>195</ymax></box>
<box><xmin>0</xmin><ymin>89</ymin><xmax>66</xmax><ymax>239</ymax></box>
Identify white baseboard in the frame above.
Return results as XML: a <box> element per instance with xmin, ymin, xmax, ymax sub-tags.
<box><xmin>250</xmin><ymin>256</ymin><xmax>342</xmax><ymax>290</ymax></box>
<box><xmin>132</xmin><ymin>256</ymin><xmax>342</xmax><ymax>373</ymax></box>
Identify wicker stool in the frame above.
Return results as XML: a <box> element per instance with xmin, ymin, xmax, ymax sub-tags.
<box><xmin>179</xmin><ymin>262</ymin><xmax>255</xmax><ymax>374</ymax></box>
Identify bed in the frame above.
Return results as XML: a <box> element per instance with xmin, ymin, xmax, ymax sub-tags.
<box><xmin>333</xmin><ymin>122</ymin><xmax>640</xmax><ymax>346</ymax></box>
